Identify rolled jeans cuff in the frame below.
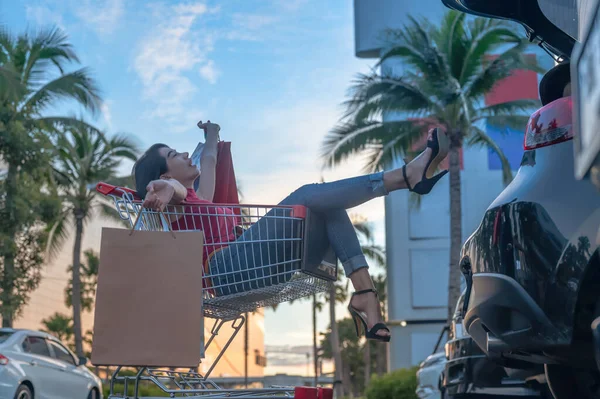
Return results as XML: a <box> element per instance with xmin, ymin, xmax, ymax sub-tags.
<box><xmin>369</xmin><ymin>171</ymin><xmax>388</xmax><ymax>196</ymax></box>
<box><xmin>343</xmin><ymin>254</ymin><xmax>369</xmax><ymax>276</ymax></box>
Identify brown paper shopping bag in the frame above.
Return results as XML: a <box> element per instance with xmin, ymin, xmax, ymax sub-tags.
<box><xmin>92</xmin><ymin>215</ymin><xmax>205</xmax><ymax>368</ymax></box>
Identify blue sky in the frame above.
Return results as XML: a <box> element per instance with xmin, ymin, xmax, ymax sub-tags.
<box><xmin>3</xmin><ymin>0</ymin><xmax>387</xmax><ymax>370</ymax></box>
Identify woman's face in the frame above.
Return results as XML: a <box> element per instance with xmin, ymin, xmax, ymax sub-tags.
<box><xmin>159</xmin><ymin>147</ymin><xmax>199</xmax><ymax>184</ymax></box>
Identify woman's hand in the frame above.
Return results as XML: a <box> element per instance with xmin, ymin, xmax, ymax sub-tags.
<box><xmin>197</xmin><ymin>120</ymin><xmax>220</xmax><ymax>140</ymax></box>
<box><xmin>143</xmin><ymin>180</ymin><xmax>176</xmax><ymax>211</ymax></box>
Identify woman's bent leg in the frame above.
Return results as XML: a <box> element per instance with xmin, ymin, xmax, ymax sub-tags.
<box><xmin>209</xmin><ymin>207</ymin><xmax>316</xmax><ymax>296</ymax></box>
<box><xmin>279</xmin><ymin>172</ymin><xmax>388</xmax><ymax>212</ymax></box>
<box><xmin>322</xmin><ymin>209</ymin><xmax>368</xmax><ymax>277</ymax></box>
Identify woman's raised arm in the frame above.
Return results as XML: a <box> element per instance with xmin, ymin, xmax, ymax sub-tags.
<box><xmin>196</xmin><ymin>121</ymin><xmax>220</xmax><ymax>202</ymax></box>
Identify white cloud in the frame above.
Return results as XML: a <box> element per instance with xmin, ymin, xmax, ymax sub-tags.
<box><xmin>134</xmin><ymin>2</ymin><xmax>216</xmax><ymax>127</ymax></box>
<box><xmin>25</xmin><ymin>5</ymin><xmax>65</xmax><ymax>30</ymax></box>
<box><xmin>225</xmin><ymin>13</ymin><xmax>278</xmax><ymax>42</ymax></box>
<box><xmin>199</xmin><ymin>60</ymin><xmax>220</xmax><ymax>84</ymax></box>
<box><xmin>101</xmin><ymin>100</ymin><xmax>113</xmax><ymax>130</ymax></box>
<box><xmin>276</xmin><ymin>0</ymin><xmax>309</xmax><ymax>12</ymax></box>
<box><xmin>75</xmin><ymin>0</ymin><xmax>125</xmax><ymax>36</ymax></box>
<box><xmin>232</xmin><ymin>13</ymin><xmax>278</xmax><ymax>30</ymax></box>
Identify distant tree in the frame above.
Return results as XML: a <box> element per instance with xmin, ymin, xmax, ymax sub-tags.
<box><xmin>0</xmin><ymin>25</ymin><xmax>100</xmax><ymax>327</ymax></box>
<box><xmin>41</xmin><ymin>312</ymin><xmax>74</xmax><ymax>345</ymax></box>
<box><xmin>49</xmin><ymin>125</ymin><xmax>137</xmax><ymax>358</ymax></box>
<box><xmin>65</xmin><ymin>249</ymin><xmax>99</xmax><ymax>312</ymax></box>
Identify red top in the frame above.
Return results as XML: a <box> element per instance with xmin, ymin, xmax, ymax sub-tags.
<box><xmin>171</xmin><ymin>189</ymin><xmax>238</xmax><ymax>263</ymax></box>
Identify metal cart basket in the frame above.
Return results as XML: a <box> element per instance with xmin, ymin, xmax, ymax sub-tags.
<box><xmin>95</xmin><ymin>182</ymin><xmax>335</xmax><ymax>398</ymax></box>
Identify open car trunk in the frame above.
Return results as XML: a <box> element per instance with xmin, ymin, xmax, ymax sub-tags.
<box><xmin>441</xmin><ymin>0</ymin><xmax>596</xmax><ymax>60</ymax></box>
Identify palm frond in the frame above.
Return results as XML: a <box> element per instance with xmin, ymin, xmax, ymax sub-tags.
<box><xmin>459</xmin><ymin>21</ymin><xmax>523</xmax><ymax>84</ymax></box>
<box><xmin>321</xmin><ymin>120</ymin><xmax>424</xmax><ymax>171</ymax></box>
<box><xmin>351</xmin><ymin>217</ymin><xmax>374</xmax><ymax>242</ymax></box>
<box><xmin>22</xmin><ymin>67</ymin><xmax>102</xmax><ymax>115</ymax></box>
<box><xmin>46</xmin><ymin>212</ymin><xmax>71</xmax><ymax>260</ymax></box>
<box><xmin>0</xmin><ymin>65</ymin><xmax>24</xmax><ymax>101</ymax></box>
<box><xmin>474</xmin><ymin>99</ymin><xmax>540</xmax><ymax>120</ymax></box>
<box><xmin>466</xmin><ymin>39</ymin><xmax>545</xmax><ymax>98</ymax></box>
<box><xmin>362</xmin><ymin>244</ymin><xmax>385</xmax><ymax>267</ymax></box>
<box><xmin>34</xmin><ymin>116</ymin><xmax>101</xmax><ymax>135</ymax></box>
<box><xmin>23</xmin><ymin>26</ymin><xmax>79</xmax><ymax>83</ymax></box>
<box><xmin>342</xmin><ymin>73</ymin><xmax>439</xmax><ymax>120</ymax></box>
<box><xmin>106</xmin><ymin>133</ymin><xmax>139</xmax><ymax>161</ymax></box>
<box><xmin>469</xmin><ymin>126</ymin><xmax>513</xmax><ymax>185</ymax></box>
<box><xmin>435</xmin><ymin>11</ymin><xmax>468</xmax><ymax>80</ymax></box>
<box><xmin>381</xmin><ymin>16</ymin><xmax>449</xmax><ymax>85</ymax></box>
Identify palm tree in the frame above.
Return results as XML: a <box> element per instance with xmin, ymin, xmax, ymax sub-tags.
<box><xmin>322</xmin><ymin>11</ymin><xmax>543</xmax><ymax>321</ymax></box>
<box><xmin>50</xmin><ymin>125</ymin><xmax>137</xmax><ymax>357</ymax></box>
<box><xmin>0</xmin><ymin>25</ymin><xmax>101</xmax><ymax>327</ymax></box>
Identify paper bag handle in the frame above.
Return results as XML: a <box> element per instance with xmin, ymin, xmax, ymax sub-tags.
<box><xmin>130</xmin><ymin>208</ymin><xmax>177</xmax><ymax>239</ymax></box>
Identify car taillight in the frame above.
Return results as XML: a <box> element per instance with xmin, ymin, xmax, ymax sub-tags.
<box><xmin>523</xmin><ymin>96</ymin><xmax>574</xmax><ymax>151</ymax></box>
<box><xmin>0</xmin><ymin>354</ymin><xmax>8</xmax><ymax>365</ymax></box>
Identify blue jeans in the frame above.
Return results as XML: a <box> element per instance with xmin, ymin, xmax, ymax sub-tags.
<box><xmin>208</xmin><ymin>172</ymin><xmax>388</xmax><ymax>296</ymax></box>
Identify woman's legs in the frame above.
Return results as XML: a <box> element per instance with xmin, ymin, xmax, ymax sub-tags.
<box><xmin>209</xmin><ymin>138</ymin><xmax>439</xmax><ymax>337</ymax></box>
<box><xmin>274</xmin><ymin>141</ymin><xmax>438</xmax><ymax>337</ymax></box>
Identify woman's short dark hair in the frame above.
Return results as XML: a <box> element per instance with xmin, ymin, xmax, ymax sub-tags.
<box><xmin>132</xmin><ymin>143</ymin><xmax>168</xmax><ymax>198</ymax></box>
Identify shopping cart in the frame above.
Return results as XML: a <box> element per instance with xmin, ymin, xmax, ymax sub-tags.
<box><xmin>96</xmin><ymin>182</ymin><xmax>336</xmax><ymax>398</ymax></box>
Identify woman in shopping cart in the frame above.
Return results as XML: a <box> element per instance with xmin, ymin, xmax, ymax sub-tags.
<box><xmin>133</xmin><ymin>121</ymin><xmax>449</xmax><ymax>342</ymax></box>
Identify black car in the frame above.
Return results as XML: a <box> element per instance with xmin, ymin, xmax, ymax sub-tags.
<box><xmin>441</xmin><ymin>1</ymin><xmax>600</xmax><ymax>398</ymax></box>
<box><xmin>443</xmin><ymin>292</ymin><xmax>549</xmax><ymax>399</ymax></box>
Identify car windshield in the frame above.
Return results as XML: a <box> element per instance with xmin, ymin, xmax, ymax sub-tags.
<box><xmin>538</xmin><ymin>0</ymin><xmax>596</xmax><ymax>41</ymax></box>
<box><xmin>0</xmin><ymin>331</ymin><xmax>14</xmax><ymax>344</ymax></box>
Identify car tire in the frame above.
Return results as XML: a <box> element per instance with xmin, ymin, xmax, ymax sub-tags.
<box><xmin>545</xmin><ymin>363</ymin><xmax>600</xmax><ymax>399</ymax></box>
<box><xmin>87</xmin><ymin>388</ymin><xmax>99</xmax><ymax>399</ymax></box>
<box><xmin>14</xmin><ymin>384</ymin><xmax>33</xmax><ymax>399</ymax></box>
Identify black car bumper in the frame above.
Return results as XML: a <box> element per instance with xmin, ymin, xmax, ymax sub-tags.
<box><xmin>444</xmin><ymin>336</ymin><xmax>544</xmax><ymax>396</ymax></box>
<box><xmin>444</xmin><ymin>337</ymin><xmax>505</xmax><ymax>395</ymax></box>
<box><xmin>463</xmin><ymin>273</ymin><xmax>567</xmax><ymax>358</ymax></box>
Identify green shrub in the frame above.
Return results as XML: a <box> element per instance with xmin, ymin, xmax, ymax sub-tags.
<box><xmin>365</xmin><ymin>367</ymin><xmax>419</xmax><ymax>399</ymax></box>
<box><xmin>103</xmin><ymin>382</ymin><xmax>169</xmax><ymax>397</ymax></box>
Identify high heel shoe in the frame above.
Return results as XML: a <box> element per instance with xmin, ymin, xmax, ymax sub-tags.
<box><xmin>348</xmin><ymin>289</ymin><xmax>391</xmax><ymax>343</ymax></box>
<box><xmin>403</xmin><ymin>128</ymin><xmax>449</xmax><ymax>195</ymax></box>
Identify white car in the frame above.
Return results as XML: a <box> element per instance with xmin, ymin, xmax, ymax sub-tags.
<box><xmin>416</xmin><ymin>351</ymin><xmax>446</xmax><ymax>399</ymax></box>
<box><xmin>0</xmin><ymin>328</ymin><xmax>102</xmax><ymax>399</ymax></box>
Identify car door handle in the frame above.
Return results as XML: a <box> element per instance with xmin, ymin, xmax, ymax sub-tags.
<box><xmin>29</xmin><ymin>360</ymin><xmax>37</xmax><ymax>366</ymax></box>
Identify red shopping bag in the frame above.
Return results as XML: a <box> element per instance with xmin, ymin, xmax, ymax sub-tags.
<box><xmin>214</xmin><ymin>141</ymin><xmax>240</xmax><ymax>205</ymax></box>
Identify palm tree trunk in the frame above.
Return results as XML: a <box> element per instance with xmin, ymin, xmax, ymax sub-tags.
<box><xmin>376</xmin><ymin>344</ymin><xmax>387</xmax><ymax>375</ymax></box>
<box><xmin>1</xmin><ymin>165</ymin><xmax>17</xmax><ymax>328</ymax></box>
<box><xmin>329</xmin><ymin>283</ymin><xmax>343</xmax><ymax>398</ymax></box>
<box><xmin>447</xmin><ymin>140</ymin><xmax>463</xmax><ymax>323</ymax></box>
<box><xmin>72</xmin><ymin>213</ymin><xmax>85</xmax><ymax>357</ymax></box>
<box><xmin>342</xmin><ymin>361</ymin><xmax>352</xmax><ymax>397</ymax></box>
<box><xmin>364</xmin><ymin>341</ymin><xmax>371</xmax><ymax>388</ymax></box>
<box><xmin>312</xmin><ymin>293</ymin><xmax>318</xmax><ymax>386</ymax></box>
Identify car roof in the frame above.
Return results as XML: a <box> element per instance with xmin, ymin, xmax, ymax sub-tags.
<box><xmin>441</xmin><ymin>0</ymin><xmax>577</xmax><ymax>60</ymax></box>
<box><xmin>0</xmin><ymin>328</ymin><xmax>59</xmax><ymax>341</ymax></box>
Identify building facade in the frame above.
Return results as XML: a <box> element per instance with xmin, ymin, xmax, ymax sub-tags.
<box><xmin>353</xmin><ymin>0</ymin><xmax>555</xmax><ymax>369</ymax></box>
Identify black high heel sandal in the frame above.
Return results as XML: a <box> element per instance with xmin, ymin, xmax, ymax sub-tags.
<box><xmin>403</xmin><ymin>128</ymin><xmax>449</xmax><ymax>195</ymax></box>
<box><xmin>348</xmin><ymin>289</ymin><xmax>391</xmax><ymax>343</ymax></box>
